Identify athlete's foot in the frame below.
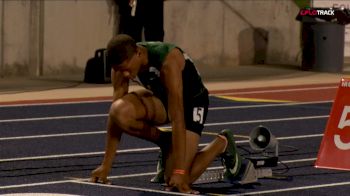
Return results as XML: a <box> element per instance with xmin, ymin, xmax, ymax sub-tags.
<box><xmin>150</xmin><ymin>151</ymin><xmax>165</xmax><ymax>183</ymax></box>
<box><xmin>150</xmin><ymin>164</ymin><xmax>165</xmax><ymax>183</ymax></box>
<box><xmin>219</xmin><ymin>129</ymin><xmax>242</xmax><ymax>182</ymax></box>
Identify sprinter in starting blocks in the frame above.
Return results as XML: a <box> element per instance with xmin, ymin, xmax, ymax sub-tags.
<box><xmin>91</xmin><ymin>34</ymin><xmax>268</xmax><ymax>194</ymax></box>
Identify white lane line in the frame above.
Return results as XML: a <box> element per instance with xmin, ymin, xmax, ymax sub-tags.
<box><xmin>216</xmin><ymin>86</ymin><xmax>337</xmax><ymax>96</ymax></box>
<box><xmin>0</xmin><ymin>115</ymin><xmax>328</xmax><ymax>141</ymax></box>
<box><xmin>1</xmin><ymin>130</ymin><xmax>223</xmax><ymax>141</ymax></box>
<box><xmin>0</xmin><ymin>180</ymin><xmax>72</xmax><ymax>190</ymax></box>
<box><xmin>0</xmin><ymin>131</ymin><xmax>105</xmax><ymax>141</ymax></box>
<box><xmin>0</xmin><ymin>133</ymin><xmax>323</xmax><ymax>163</ymax></box>
<box><xmin>72</xmin><ymin>180</ymin><xmax>193</xmax><ymax>196</ymax></box>
<box><xmin>0</xmin><ymin>147</ymin><xmax>159</xmax><ymax>163</ymax></box>
<box><xmin>229</xmin><ymin>181</ymin><xmax>350</xmax><ymax>196</ymax></box>
<box><xmin>68</xmin><ymin>166</ymin><xmax>224</xmax><ymax>182</ymax></box>
<box><xmin>0</xmin><ymin>114</ymin><xmax>107</xmax><ymax>123</ymax></box>
<box><xmin>278</xmin><ymin>134</ymin><xmax>323</xmax><ymax>141</ymax></box>
<box><xmin>0</xmin><ymin>100</ymin><xmax>332</xmax><ymax>123</ymax></box>
<box><xmin>209</xmin><ymin>100</ymin><xmax>332</xmax><ymax>110</ymax></box>
<box><xmin>0</xmin><ymin>100</ymin><xmax>112</xmax><ymax>108</ymax></box>
<box><xmin>191</xmin><ymin>115</ymin><xmax>328</xmax><ymax>128</ymax></box>
<box><xmin>283</xmin><ymin>157</ymin><xmax>316</xmax><ymax>164</ymax></box>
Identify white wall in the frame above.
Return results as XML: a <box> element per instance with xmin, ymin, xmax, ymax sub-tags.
<box><xmin>2</xmin><ymin>1</ymin><xmax>31</xmax><ymax>75</ymax></box>
<box><xmin>165</xmin><ymin>0</ymin><xmax>301</xmax><ymax>67</ymax></box>
<box><xmin>43</xmin><ymin>0</ymin><xmax>114</xmax><ymax>75</ymax></box>
<box><xmin>0</xmin><ymin>0</ymin><xmax>115</xmax><ymax>76</ymax></box>
<box><xmin>0</xmin><ymin>0</ymin><xmax>302</xmax><ymax>77</ymax></box>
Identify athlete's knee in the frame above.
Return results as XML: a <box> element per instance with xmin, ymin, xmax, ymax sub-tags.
<box><xmin>109</xmin><ymin>99</ymin><xmax>135</xmax><ymax>129</ymax></box>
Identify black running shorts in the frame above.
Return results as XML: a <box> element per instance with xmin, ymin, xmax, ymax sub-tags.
<box><xmin>183</xmin><ymin>88</ymin><xmax>209</xmax><ymax>136</ymax></box>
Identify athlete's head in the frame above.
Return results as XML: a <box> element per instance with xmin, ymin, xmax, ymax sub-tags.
<box><xmin>107</xmin><ymin>34</ymin><xmax>142</xmax><ymax>79</ymax></box>
<box><xmin>107</xmin><ymin>34</ymin><xmax>137</xmax><ymax>68</ymax></box>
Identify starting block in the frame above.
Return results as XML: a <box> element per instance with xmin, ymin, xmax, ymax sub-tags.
<box><xmin>193</xmin><ymin>160</ymin><xmax>275</xmax><ymax>185</ymax></box>
<box><xmin>193</xmin><ymin>167</ymin><xmax>225</xmax><ymax>184</ymax></box>
<box><xmin>315</xmin><ymin>78</ymin><xmax>350</xmax><ymax>170</ymax></box>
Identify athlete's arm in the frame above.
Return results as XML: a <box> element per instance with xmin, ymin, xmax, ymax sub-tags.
<box><xmin>161</xmin><ymin>48</ymin><xmax>193</xmax><ymax>192</ymax></box>
<box><xmin>90</xmin><ymin>68</ymin><xmax>129</xmax><ymax>184</ymax></box>
<box><xmin>162</xmin><ymin>48</ymin><xmax>186</xmax><ymax>170</ymax></box>
<box><xmin>111</xmin><ymin>68</ymin><xmax>129</xmax><ymax>101</ymax></box>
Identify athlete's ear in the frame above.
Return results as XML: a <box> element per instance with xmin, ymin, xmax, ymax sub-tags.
<box><xmin>136</xmin><ymin>47</ymin><xmax>142</xmax><ymax>56</ymax></box>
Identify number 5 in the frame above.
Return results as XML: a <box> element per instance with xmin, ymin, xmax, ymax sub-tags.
<box><xmin>334</xmin><ymin>106</ymin><xmax>350</xmax><ymax>150</ymax></box>
<box><xmin>193</xmin><ymin>107</ymin><xmax>204</xmax><ymax>124</ymax></box>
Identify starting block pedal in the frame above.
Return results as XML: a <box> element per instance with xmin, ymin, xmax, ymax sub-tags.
<box><xmin>256</xmin><ymin>168</ymin><xmax>273</xmax><ymax>178</ymax></box>
<box><xmin>239</xmin><ymin>160</ymin><xmax>258</xmax><ymax>184</ymax></box>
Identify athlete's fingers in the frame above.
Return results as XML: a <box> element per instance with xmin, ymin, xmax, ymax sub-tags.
<box><xmin>165</xmin><ymin>185</ymin><xmax>200</xmax><ymax>195</ymax></box>
<box><xmin>90</xmin><ymin>176</ymin><xmax>111</xmax><ymax>185</ymax></box>
<box><xmin>90</xmin><ymin>177</ymin><xmax>98</xmax><ymax>183</ymax></box>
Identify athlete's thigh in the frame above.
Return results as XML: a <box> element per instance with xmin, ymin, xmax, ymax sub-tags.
<box><xmin>129</xmin><ymin>89</ymin><xmax>168</xmax><ymax>124</ymax></box>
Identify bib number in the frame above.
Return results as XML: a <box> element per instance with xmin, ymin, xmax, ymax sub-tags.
<box><xmin>193</xmin><ymin>107</ymin><xmax>204</xmax><ymax>124</ymax></box>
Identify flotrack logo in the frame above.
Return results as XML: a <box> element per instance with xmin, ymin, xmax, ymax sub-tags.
<box><xmin>299</xmin><ymin>7</ymin><xmax>335</xmax><ymax>16</ymax></box>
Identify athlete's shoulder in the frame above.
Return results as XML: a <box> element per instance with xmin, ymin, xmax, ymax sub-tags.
<box><xmin>138</xmin><ymin>41</ymin><xmax>177</xmax><ymax>50</ymax></box>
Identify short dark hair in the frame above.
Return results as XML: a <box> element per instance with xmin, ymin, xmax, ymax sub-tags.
<box><xmin>106</xmin><ymin>34</ymin><xmax>137</xmax><ymax>67</ymax></box>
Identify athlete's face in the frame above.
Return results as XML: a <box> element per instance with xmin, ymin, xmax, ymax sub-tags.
<box><xmin>113</xmin><ymin>53</ymin><xmax>141</xmax><ymax>79</ymax></box>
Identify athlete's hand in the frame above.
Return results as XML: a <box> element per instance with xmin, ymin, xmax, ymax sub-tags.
<box><xmin>166</xmin><ymin>173</ymin><xmax>199</xmax><ymax>194</ymax></box>
<box><xmin>90</xmin><ymin>165</ymin><xmax>111</xmax><ymax>184</ymax></box>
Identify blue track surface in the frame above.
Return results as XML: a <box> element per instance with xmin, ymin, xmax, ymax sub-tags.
<box><xmin>1</xmin><ymin>94</ymin><xmax>349</xmax><ymax>196</ymax></box>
